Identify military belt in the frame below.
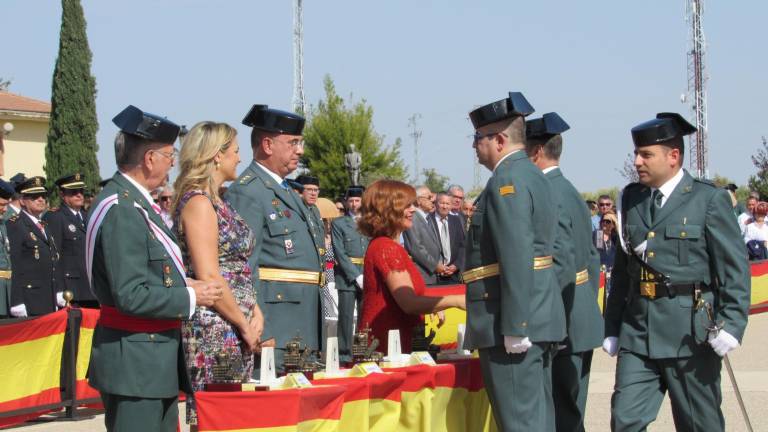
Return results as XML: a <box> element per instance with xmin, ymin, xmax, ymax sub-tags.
<box><xmin>0</xmin><ymin>270</ymin><xmax>11</xmax><ymax>279</ymax></box>
<box><xmin>259</xmin><ymin>267</ymin><xmax>322</xmax><ymax>285</ymax></box>
<box><xmin>575</xmin><ymin>269</ymin><xmax>589</xmax><ymax>285</ymax></box>
<box><xmin>461</xmin><ymin>256</ymin><xmax>554</xmax><ymax>284</ymax></box>
<box><xmin>349</xmin><ymin>257</ymin><xmax>365</xmax><ymax>266</ymax></box>
<box><xmin>639</xmin><ymin>281</ymin><xmax>710</xmax><ymax>299</ymax></box>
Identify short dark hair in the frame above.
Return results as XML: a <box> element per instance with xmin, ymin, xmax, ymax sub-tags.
<box><xmin>598</xmin><ymin>195</ymin><xmax>612</xmax><ymax>202</ymax></box>
<box><xmin>525</xmin><ymin>135</ymin><xmax>563</xmax><ymax>161</ymax></box>
<box><xmin>114</xmin><ymin>132</ymin><xmax>163</xmax><ymax>169</ymax></box>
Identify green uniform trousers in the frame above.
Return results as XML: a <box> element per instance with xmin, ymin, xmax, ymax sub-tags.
<box><xmin>337</xmin><ymin>288</ymin><xmax>361</xmax><ymax>356</ymax></box>
<box><xmin>552</xmin><ymin>349</ymin><xmax>593</xmax><ymax>432</ymax></box>
<box><xmin>610</xmin><ymin>349</ymin><xmax>724</xmax><ymax>432</ymax></box>
<box><xmin>101</xmin><ymin>392</ymin><xmax>179</xmax><ymax>432</ymax></box>
<box><xmin>479</xmin><ymin>343</ymin><xmax>555</xmax><ymax>432</ymax></box>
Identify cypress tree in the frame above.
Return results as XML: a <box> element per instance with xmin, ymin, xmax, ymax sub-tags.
<box><xmin>45</xmin><ymin>0</ymin><xmax>99</xmax><ymax>205</ymax></box>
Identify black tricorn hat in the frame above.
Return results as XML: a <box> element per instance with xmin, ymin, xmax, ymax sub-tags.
<box><xmin>9</xmin><ymin>173</ymin><xmax>26</xmax><ymax>188</ymax></box>
<box><xmin>285</xmin><ymin>178</ymin><xmax>304</xmax><ymax>193</ymax></box>
<box><xmin>55</xmin><ymin>173</ymin><xmax>86</xmax><ymax>190</ymax></box>
<box><xmin>469</xmin><ymin>92</ymin><xmax>535</xmax><ymax>129</ymax></box>
<box><xmin>242</xmin><ymin>104</ymin><xmax>305</xmax><ymax>135</ymax></box>
<box><xmin>723</xmin><ymin>183</ymin><xmax>738</xmax><ymax>192</ymax></box>
<box><xmin>631</xmin><ymin>112</ymin><xmax>696</xmax><ymax>147</ymax></box>
<box><xmin>526</xmin><ymin>112</ymin><xmax>570</xmax><ymax>140</ymax></box>
<box><xmin>345</xmin><ymin>185</ymin><xmax>365</xmax><ymax>198</ymax></box>
<box><xmin>296</xmin><ymin>175</ymin><xmax>319</xmax><ymax>187</ymax></box>
<box><xmin>16</xmin><ymin>176</ymin><xmax>47</xmax><ymax>195</ymax></box>
<box><xmin>0</xmin><ymin>179</ymin><xmax>15</xmax><ymax>200</ymax></box>
<box><xmin>112</xmin><ymin>105</ymin><xmax>181</xmax><ymax>144</ymax></box>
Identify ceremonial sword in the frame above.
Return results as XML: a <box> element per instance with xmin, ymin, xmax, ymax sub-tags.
<box><xmin>696</xmin><ymin>297</ymin><xmax>753</xmax><ymax>432</ymax></box>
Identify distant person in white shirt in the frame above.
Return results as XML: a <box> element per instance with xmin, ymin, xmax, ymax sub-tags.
<box><xmin>738</xmin><ymin>196</ymin><xmax>758</xmax><ymax>235</ymax></box>
<box><xmin>744</xmin><ymin>201</ymin><xmax>768</xmax><ymax>245</ymax></box>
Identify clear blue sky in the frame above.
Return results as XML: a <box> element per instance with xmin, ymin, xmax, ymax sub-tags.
<box><xmin>2</xmin><ymin>0</ymin><xmax>765</xmax><ymax>193</ymax></box>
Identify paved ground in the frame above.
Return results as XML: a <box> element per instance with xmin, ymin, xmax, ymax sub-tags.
<box><xmin>7</xmin><ymin>313</ymin><xmax>768</xmax><ymax>431</ymax></box>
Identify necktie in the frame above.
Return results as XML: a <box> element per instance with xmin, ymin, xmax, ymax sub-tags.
<box><xmin>440</xmin><ymin>218</ymin><xmax>451</xmax><ymax>263</ymax></box>
<box><xmin>151</xmin><ymin>204</ymin><xmax>162</xmax><ymax>215</ymax></box>
<box><xmin>280</xmin><ymin>179</ymin><xmax>289</xmax><ymax>190</ymax></box>
<box><xmin>36</xmin><ymin>222</ymin><xmax>47</xmax><ymax>239</ymax></box>
<box><xmin>650</xmin><ymin>190</ymin><xmax>663</xmax><ymax>222</ymax></box>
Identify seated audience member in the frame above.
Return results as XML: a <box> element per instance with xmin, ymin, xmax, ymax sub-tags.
<box><xmin>744</xmin><ymin>201</ymin><xmax>768</xmax><ymax>261</ymax></box>
<box><xmin>358</xmin><ymin>180</ymin><xmax>465</xmax><ymax>352</ymax></box>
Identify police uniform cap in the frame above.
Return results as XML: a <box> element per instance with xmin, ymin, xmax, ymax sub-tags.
<box><xmin>55</xmin><ymin>173</ymin><xmax>86</xmax><ymax>190</ymax></box>
<box><xmin>0</xmin><ymin>179</ymin><xmax>15</xmax><ymax>200</ymax></box>
<box><xmin>16</xmin><ymin>176</ymin><xmax>47</xmax><ymax>195</ymax></box>
<box><xmin>469</xmin><ymin>92</ymin><xmax>535</xmax><ymax>129</ymax></box>
<box><xmin>526</xmin><ymin>112</ymin><xmax>570</xmax><ymax>140</ymax></box>
<box><xmin>346</xmin><ymin>186</ymin><xmax>365</xmax><ymax>198</ymax></box>
<box><xmin>631</xmin><ymin>112</ymin><xmax>696</xmax><ymax>147</ymax></box>
<box><xmin>286</xmin><ymin>178</ymin><xmax>304</xmax><ymax>193</ymax></box>
<box><xmin>112</xmin><ymin>105</ymin><xmax>181</xmax><ymax>144</ymax></box>
<box><xmin>9</xmin><ymin>173</ymin><xmax>26</xmax><ymax>189</ymax></box>
<box><xmin>296</xmin><ymin>175</ymin><xmax>320</xmax><ymax>187</ymax></box>
<box><xmin>242</xmin><ymin>104</ymin><xmax>305</xmax><ymax>135</ymax></box>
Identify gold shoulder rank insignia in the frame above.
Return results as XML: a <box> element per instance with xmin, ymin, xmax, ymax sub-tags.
<box><xmin>499</xmin><ymin>185</ymin><xmax>516</xmax><ymax>196</ymax></box>
<box><xmin>239</xmin><ymin>174</ymin><xmax>252</xmax><ymax>184</ymax></box>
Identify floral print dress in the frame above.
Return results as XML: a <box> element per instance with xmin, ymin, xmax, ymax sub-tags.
<box><xmin>174</xmin><ymin>190</ymin><xmax>256</xmax><ymax>424</ymax></box>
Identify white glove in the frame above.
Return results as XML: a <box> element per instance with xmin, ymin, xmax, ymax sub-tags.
<box><xmin>503</xmin><ymin>336</ymin><xmax>532</xmax><ymax>354</ymax></box>
<box><xmin>10</xmin><ymin>304</ymin><xmax>28</xmax><ymax>318</ymax></box>
<box><xmin>355</xmin><ymin>274</ymin><xmax>364</xmax><ymax>290</ymax></box>
<box><xmin>56</xmin><ymin>292</ymin><xmax>66</xmax><ymax>308</ymax></box>
<box><xmin>602</xmin><ymin>336</ymin><xmax>619</xmax><ymax>357</ymax></box>
<box><xmin>708</xmin><ymin>329</ymin><xmax>739</xmax><ymax>357</ymax></box>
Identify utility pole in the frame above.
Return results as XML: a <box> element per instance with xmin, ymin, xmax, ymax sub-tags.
<box><xmin>684</xmin><ymin>0</ymin><xmax>709</xmax><ymax>178</ymax></box>
<box><xmin>292</xmin><ymin>0</ymin><xmax>308</xmax><ymax>116</ymax></box>
<box><xmin>408</xmin><ymin>114</ymin><xmax>422</xmax><ymax>184</ymax></box>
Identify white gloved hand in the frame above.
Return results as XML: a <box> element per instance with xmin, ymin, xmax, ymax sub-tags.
<box><xmin>355</xmin><ymin>274</ymin><xmax>364</xmax><ymax>290</ymax></box>
<box><xmin>56</xmin><ymin>292</ymin><xmax>66</xmax><ymax>308</ymax></box>
<box><xmin>708</xmin><ymin>329</ymin><xmax>739</xmax><ymax>357</ymax></box>
<box><xmin>602</xmin><ymin>336</ymin><xmax>619</xmax><ymax>357</ymax></box>
<box><xmin>503</xmin><ymin>336</ymin><xmax>532</xmax><ymax>354</ymax></box>
<box><xmin>10</xmin><ymin>304</ymin><xmax>28</xmax><ymax>318</ymax></box>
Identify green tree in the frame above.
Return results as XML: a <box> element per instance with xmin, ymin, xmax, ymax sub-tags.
<box><xmin>302</xmin><ymin>75</ymin><xmax>407</xmax><ymax>200</ymax></box>
<box><xmin>422</xmin><ymin>168</ymin><xmax>450</xmax><ymax>192</ymax></box>
<box><xmin>45</xmin><ymin>0</ymin><xmax>99</xmax><ymax>205</ymax></box>
<box><xmin>616</xmin><ymin>153</ymin><xmax>639</xmax><ymax>183</ymax></box>
<box><xmin>748</xmin><ymin>136</ymin><xmax>768</xmax><ymax>199</ymax></box>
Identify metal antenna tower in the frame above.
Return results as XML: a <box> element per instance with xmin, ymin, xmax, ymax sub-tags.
<box><xmin>292</xmin><ymin>0</ymin><xmax>308</xmax><ymax>115</ymax></box>
<box><xmin>685</xmin><ymin>0</ymin><xmax>709</xmax><ymax>178</ymax></box>
<box><xmin>408</xmin><ymin>114</ymin><xmax>422</xmax><ymax>184</ymax></box>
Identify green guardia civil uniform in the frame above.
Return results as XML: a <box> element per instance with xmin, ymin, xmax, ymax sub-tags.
<box><xmin>546</xmin><ymin>167</ymin><xmax>604</xmax><ymax>431</ymax></box>
<box><xmin>88</xmin><ymin>173</ymin><xmax>193</xmax><ymax>431</ymax></box>
<box><xmin>605</xmin><ymin>114</ymin><xmax>750</xmax><ymax>432</ymax></box>
<box><xmin>464</xmin><ymin>152</ymin><xmax>566</xmax><ymax>432</ymax></box>
<box><xmin>331</xmin><ymin>213</ymin><xmax>369</xmax><ymax>355</ymax></box>
<box><xmin>0</xmin><ymin>221</ymin><xmax>11</xmax><ymax>317</ymax></box>
<box><xmin>226</xmin><ymin>161</ymin><xmax>324</xmax><ymax>368</ymax></box>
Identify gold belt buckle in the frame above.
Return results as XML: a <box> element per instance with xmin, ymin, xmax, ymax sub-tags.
<box><xmin>640</xmin><ymin>282</ymin><xmax>656</xmax><ymax>298</ymax></box>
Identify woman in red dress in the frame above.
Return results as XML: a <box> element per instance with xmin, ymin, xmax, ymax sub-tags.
<box><xmin>357</xmin><ymin>180</ymin><xmax>465</xmax><ymax>353</ymax></box>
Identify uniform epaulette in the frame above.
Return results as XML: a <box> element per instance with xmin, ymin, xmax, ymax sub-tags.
<box><xmin>624</xmin><ymin>182</ymin><xmax>643</xmax><ymax>190</ymax></box>
<box><xmin>7</xmin><ymin>215</ymin><xmax>19</xmax><ymax>223</ymax></box>
<box><xmin>693</xmin><ymin>177</ymin><xmax>716</xmax><ymax>188</ymax></box>
<box><xmin>238</xmin><ymin>172</ymin><xmax>256</xmax><ymax>185</ymax></box>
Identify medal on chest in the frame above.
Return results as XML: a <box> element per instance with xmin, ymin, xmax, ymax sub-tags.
<box><xmin>68</xmin><ymin>224</ymin><xmax>76</xmax><ymax>233</ymax></box>
<box><xmin>163</xmin><ymin>264</ymin><xmax>173</xmax><ymax>287</ymax></box>
<box><xmin>284</xmin><ymin>238</ymin><xmax>295</xmax><ymax>255</ymax></box>
<box><xmin>34</xmin><ymin>245</ymin><xmax>40</xmax><ymax>260</ymax></box>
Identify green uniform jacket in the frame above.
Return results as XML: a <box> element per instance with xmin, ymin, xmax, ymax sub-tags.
<box><xmin>226</xmin><ymin>161</ymin><xmax>324</xmax><ymax>350</ymax></box>
<box><xmin>331</xmin><ymin>215</ymin><xmax>369</xmax><ymax>292</ymax></box>
<box><xmin>0</xmin><ymin>223</ymin><xmax>11</xmax><ymax>315</ymax></box>
<box><xmin>605</xmin><ymin>171</ymin><xmax>750</xmax><ymax>359</ymax></box>
<box><xmin>464</xmin><ymin>151</ymin><xmax>566</xmax><ymax>349</ymax></box>
<box><xmin>87</xmin><ymin>173</ymin><xmax>193</xmax><ymax>398</ymax></box>
<box><xmin>547</xmin><ymin>168</ymin><xmax>604</xmax><ymax>353</ymax></box>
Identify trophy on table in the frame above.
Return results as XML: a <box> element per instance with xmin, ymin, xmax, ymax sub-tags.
<box><xmin>411</xmin><ymin>323</ymin><xmax>440</xmax><ymax>360</ymax></box>
<box><xmin>283</xmin><ymin>335</ymin><xmax>324</xmax><ymax>376</ymax></box>
<box><xmin>350</xmin><ymin>327</ymin><xmax>384</xmax><ymax>364</ymax></box>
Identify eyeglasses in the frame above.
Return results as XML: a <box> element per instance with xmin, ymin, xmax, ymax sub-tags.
<box><xmin>159</xmin><ymin>196</ymin><xmax>172</xmax><ymax>202</ymax></box>
<box><xmin>63</xmin><ymin>189</ymin><xmax>85</xmax><ymax>196</ymax></box>
<box><xmin>473</xmin><ymin>131</ymin><xmax>506</xmax><ymax>142</ymax></box>
<box><xmin>275</xmin><ymin>137</ymin><xmax>305</xmax><ymax>149</ymax></box>
<box><xmin>452</xmin><ymin>194</ymin><xmax>464</xmax><ymax>200</ymax></box>
<box><xmin>151</xmin><ymin>149</ymin><xmax>178</xmax><ymax>161</ymax></box>
<box><xmin>598</xmin><ymin>203</ymin><xmax>612</xmax><ymax>207</ymax></box>
<box><xmin>304</xmin><ymin>187</ymin><xmax>320</xmax><ymax>193</ymax></box>
<box><xmin>25</xmin><ymin>193</ymin><xmax>47</xmax><ymax>200</ymax></box>
<box><xmin>601</xmin><ymin>220</ymin><xmax>614</xmax><ymax>224</ymax></box>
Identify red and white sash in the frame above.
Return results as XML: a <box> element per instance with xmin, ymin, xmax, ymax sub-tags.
<box><xmin>86</xmin><ymin>195</ymin><xmax>186</xmax><ymax>290</ymax></box>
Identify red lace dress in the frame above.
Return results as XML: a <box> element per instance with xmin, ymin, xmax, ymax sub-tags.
<box><xmin>359</xmin><ymin>236</ymin><xmax>426</xmax><ymax>353</ymax></box>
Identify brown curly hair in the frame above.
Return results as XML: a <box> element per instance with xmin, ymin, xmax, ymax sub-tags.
<box><xmin>358</xmin><ymin>180</ymin><xmax>416</xmax><ymax>239</ymax></box>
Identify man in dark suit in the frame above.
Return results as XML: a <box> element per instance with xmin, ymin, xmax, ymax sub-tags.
<box><xmin>526</xmin><ymin>113</ymin><xmax>604</xmax><ymax>431</ymax></box>
<box><xmin>7</xmin><ymin>176</ymin><xmax>59</xmax><ymax>317</ymax></box>
<box><xmin>427</xmin><ymin>192</ymin><xmax>465</xmax><ymax>284</ymax></box>
<box><xmin>0</xmin><ymin>179</ymin><xmax>17</xmax><ymax>317</ymax></box>
<box><xmin>403</xmin><ymin>185</ymin><xmax>446</xmax><ymax>285</ymax></box>
<box><xmin>44</xmin><ymin>173</ymin><xmax>98</xmax><ymax>308</ymax></box>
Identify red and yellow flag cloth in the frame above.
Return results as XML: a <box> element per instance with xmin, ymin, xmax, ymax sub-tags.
<box><xmin>751</xmin><ymin>261</ymin><xmax>768</xmax><ymax>314</ymax></box>
<box><xmin>312</xmin><ymin>371</ymin><xmax>407</xmax><ymax>432</ymax></box>
<box><xmin>0</xmin><ymin>309</ymin><xmax>67</xmax><ymax>428</ymax></box>
<box><xmin>195</xmin><ymin>385</ymin><xmax>346</xmax><ymax>432</ymax></box>
<box><xmin>76</xmin><ymin>308</ymin><xmax>101</xmax><ymax>403</ymax></box>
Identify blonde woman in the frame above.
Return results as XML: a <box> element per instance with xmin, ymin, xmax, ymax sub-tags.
<box><xmin>172</xmin><ymin>121</ymin><xmax>264</xmax><ymax>425</ymax></box>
